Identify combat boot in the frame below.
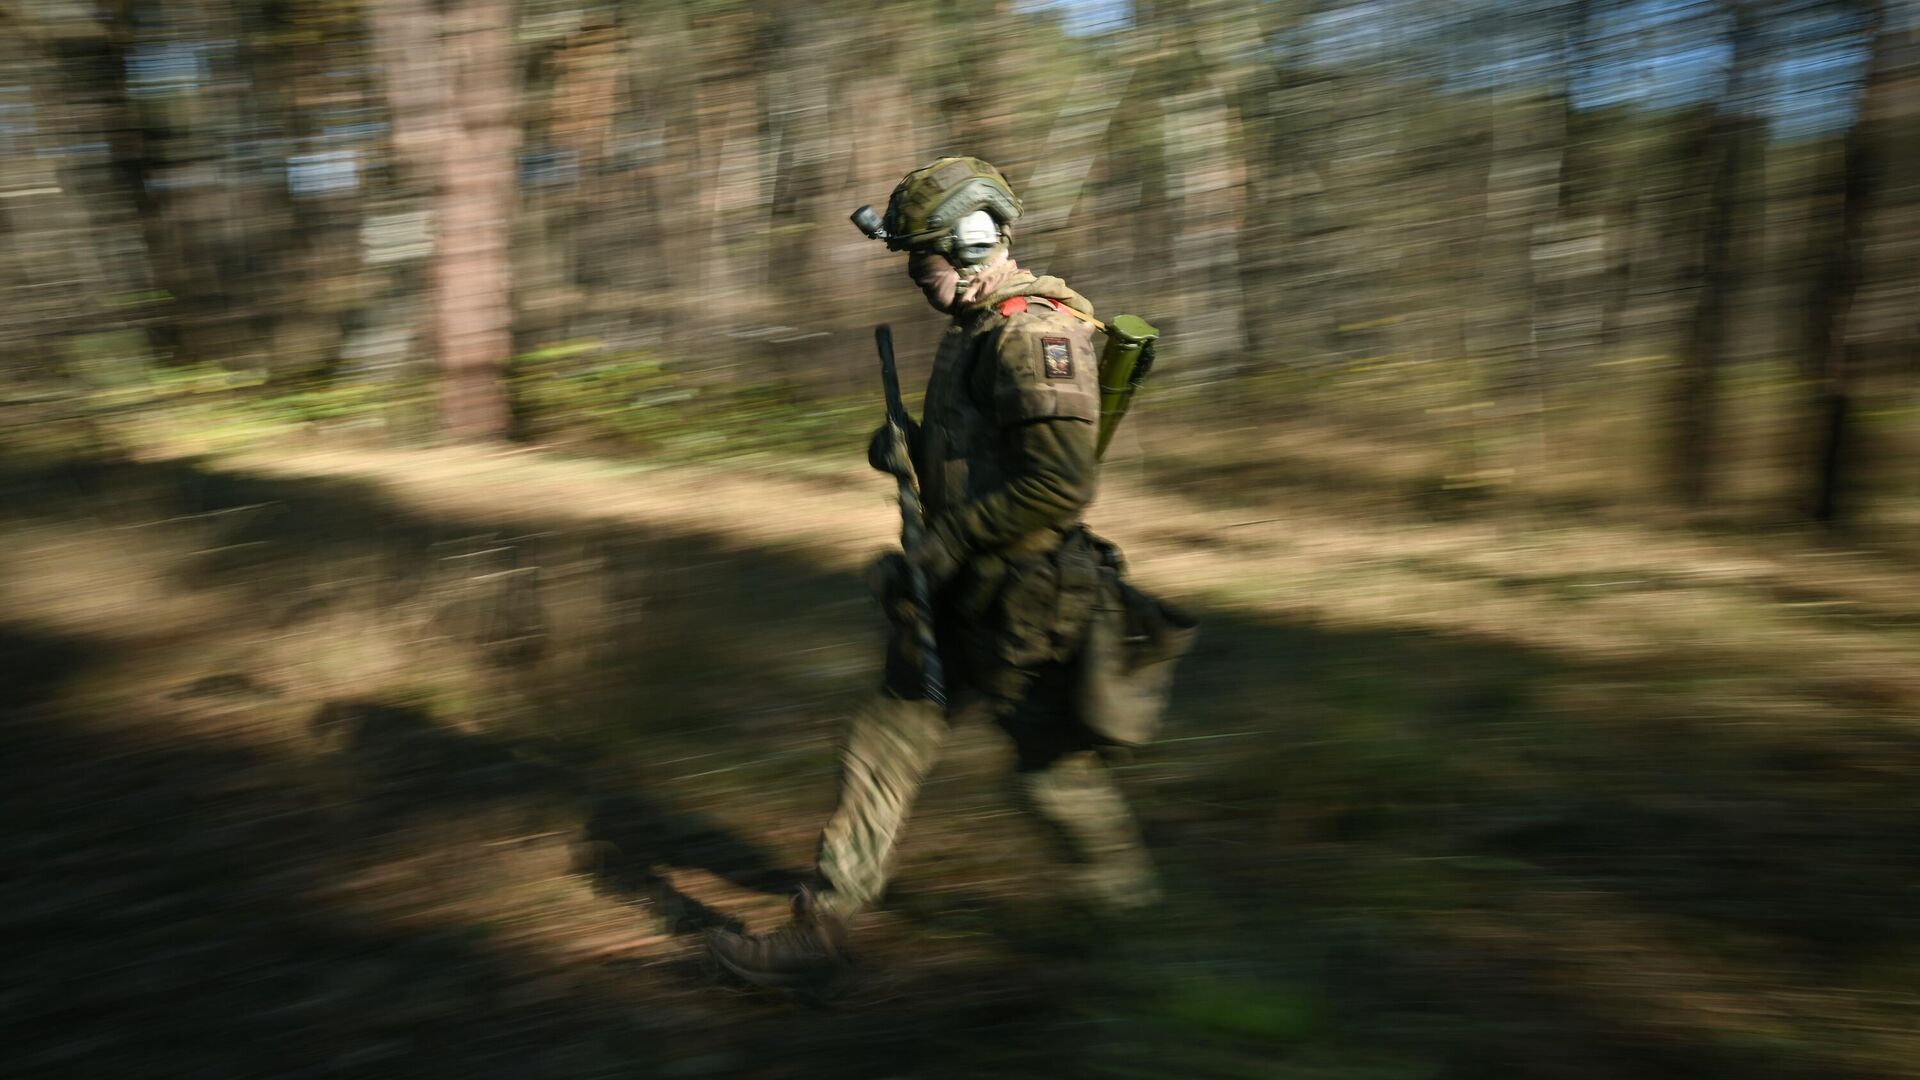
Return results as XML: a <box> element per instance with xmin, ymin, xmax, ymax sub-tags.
<box><xmin>705</xmin><ymin>888</ymin><xmax>849</xmax><ymax>988</ymax></box>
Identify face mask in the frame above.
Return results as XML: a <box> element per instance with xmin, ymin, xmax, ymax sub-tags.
<box><xmin>908</xmin><ymin>251</ymin><xmax>961</xmax><ymax>314</ymax></box>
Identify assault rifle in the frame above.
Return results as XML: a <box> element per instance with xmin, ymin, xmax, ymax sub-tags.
<box><xmin>874</xmin><ymin>325</ymin><xmax>945</xmax><ymax>708</ymax></box>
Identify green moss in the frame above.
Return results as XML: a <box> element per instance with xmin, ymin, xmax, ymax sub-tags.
<box><xmin>1155</xmin><ymin>975</ymin><xmax>1320</xmax><ymax>1043</ymax></box>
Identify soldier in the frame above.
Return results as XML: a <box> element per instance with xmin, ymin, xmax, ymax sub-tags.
<box><xmin>706</xmin><ymin>157</ymin><xmax>1166</xmax><ymax>986</ymax></box>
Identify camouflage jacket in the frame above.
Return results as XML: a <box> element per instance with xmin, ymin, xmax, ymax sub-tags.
<box><xmin>916</xmin><ymin>270</ymin><xmax>1102</xmax><ymax>573</ymax></box>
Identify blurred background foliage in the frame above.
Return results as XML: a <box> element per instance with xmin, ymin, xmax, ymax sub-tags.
<box><xmin>6</xmin><ymin>4</ymin><xmax>1920</xmax><ymax>1076</ymax></box>
<box><xmin>3</xmin><ymin>0</ymin><xmax>1917</xmax><ymax>530</ymax></box>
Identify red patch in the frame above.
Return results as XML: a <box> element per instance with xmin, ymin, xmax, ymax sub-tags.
<box><xmin>1041</xmin><ymin>337</ymin><xmax>1073</xmax><ymax>379</ymax></box>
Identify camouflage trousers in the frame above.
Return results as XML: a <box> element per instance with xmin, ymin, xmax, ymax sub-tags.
<box><xmin>810</xmin><ymin>661</ymin><xmax>1160</xmax><ymax>920</ymax></box>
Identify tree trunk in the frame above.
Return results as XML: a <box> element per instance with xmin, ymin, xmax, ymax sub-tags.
<box><xmin>1805</xmin><ymin>0</ymin><xmax>1890</xmax><ymax>525</ymax></box>
<box><xmin>371</xmin><ymin>0</ymin><xmax>519</xmax><ymax>440</ymax></box>
<box><xmin>1599</xmin><ymin>182</ymin><xmax>1638</xmax><ymax>349</ymax></box>
<box><xmin>1672</xmin><ymin>3</ymin><xmax>1758</xmax><ymax>509</ymax></box>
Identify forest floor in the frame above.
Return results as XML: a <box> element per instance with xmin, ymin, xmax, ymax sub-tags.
<box><xmin>5</xmin><ymin>415</ymin><xmax>1920</xmax><ymax>1079</ymax></box>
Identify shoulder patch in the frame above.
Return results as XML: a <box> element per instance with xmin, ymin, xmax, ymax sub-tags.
<box><xmin>1041</xmin><ymin>337</ymin><xmax>1073</xmax><ymax>380</ymax></box>
<box><xmin>997</xmin><ymin>296</ymin><xmax>1029</xmax><ymax>317</ymax></box>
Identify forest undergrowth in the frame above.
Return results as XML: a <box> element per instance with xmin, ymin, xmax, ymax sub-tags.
<box><xmin>4</xmin><ymin>403</ymin><xmax>1919</xmax><ymax>1079</ymax></box>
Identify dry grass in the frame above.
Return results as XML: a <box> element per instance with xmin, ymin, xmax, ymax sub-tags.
<box><xmin>5</xmin><ymin>410</ymin><xmax>1920</xmax><ymax>1078</ymax></box>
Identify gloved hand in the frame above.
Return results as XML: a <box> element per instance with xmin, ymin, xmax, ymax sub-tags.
<box><xmin>909</xmin><ymin>524</ymin><xmax>963</xmax><ymax>589</ymax></box>
<box><xmin>867</xmin><ymin>420</ymin><xmax>919</xmax><ymax>476</ymax></box>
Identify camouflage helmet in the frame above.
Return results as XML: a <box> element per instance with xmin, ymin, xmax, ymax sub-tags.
<box><xmin>880</xmin><ymin>156</ymin><xmax>1023</xmax><ymax>255</ymax></box>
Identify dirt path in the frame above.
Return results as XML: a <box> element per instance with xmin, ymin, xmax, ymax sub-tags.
<box><xmin>7</xmin><ymin>443</ymin><xmax>1920</xmax><ymax>1078</ymax></box>
<box><xmin>205</xmin><ymin>443</ymin><xmax>1920</xmax><ymax>704</ymax></box>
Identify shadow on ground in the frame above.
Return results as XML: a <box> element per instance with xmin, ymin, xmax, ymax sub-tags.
<box><xmin>311</xmin><ymin>697</ymin><xmax>803</xmax><ymax>933</ymax></box>
<box><xmin>3</xmin><ymin>455</ymin><xmax>1917</xmax><ymax>1078</ymax></box>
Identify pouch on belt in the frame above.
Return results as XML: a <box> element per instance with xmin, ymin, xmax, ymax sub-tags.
<box><xmin>1073</xmin><ymin>532</ymin><xmax>1199</xmax><ymax>746</ymax></box>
